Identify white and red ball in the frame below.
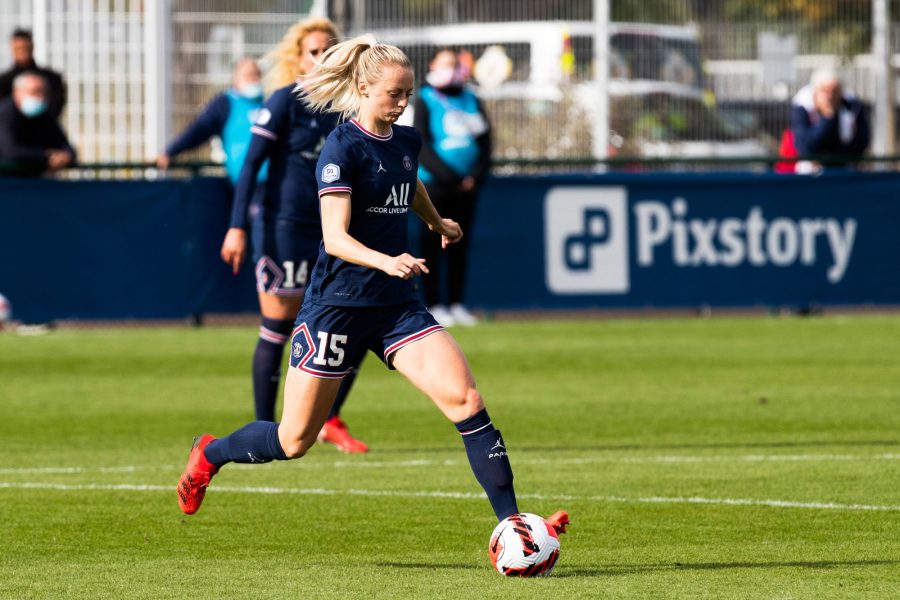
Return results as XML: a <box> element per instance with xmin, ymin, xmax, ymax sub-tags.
<box><xmin>0</xmin><ymin>293</ymin><xmax>11</xmax><ymax>325</ymax></box>
<box><xmin>489</xmin><ymin>512</ymin><xmax>561</xmax><ymax>577</ymax></box>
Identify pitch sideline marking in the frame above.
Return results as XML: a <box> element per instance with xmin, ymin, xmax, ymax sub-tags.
<box><xmin>3</xmin><ymin>452</ymin><xmax>900</xmax><ymax>475</ymax></box>
<box><xmin>331</xmin><ymin>453</ymin><xmax>900</xmax><ymax>468</ymax></box>
<box><xmin>1</xmin><ymin>481</ymin><xmax>899</xmax><ymax>512</ymax></box>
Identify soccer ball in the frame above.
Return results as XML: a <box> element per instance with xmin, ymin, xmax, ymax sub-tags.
<box><xmin>489</xmin><ymin>512</ymin><xmax>561</xmax><ymax>577</ymax></box>
<box><xmin>0</xmin><ymin>293</ymin><xmax>11</xmax><ymax>327</ymax></box>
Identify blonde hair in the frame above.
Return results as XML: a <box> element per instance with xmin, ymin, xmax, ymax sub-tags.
<box><xmin>264</xmin><ymin>17</ymin><xmax>339</xmax><ymax>91</ymax></box>
<box><xmin>300</xmin><ymin>34</ymin><xmax>412</xmax><ymax>121</ymax></box>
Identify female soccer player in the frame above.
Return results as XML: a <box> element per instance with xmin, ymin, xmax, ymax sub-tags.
<box><xmin>178</xmin><ymin>35</ymin><xmax>568</xmax><ymax>536</ymax></box>
<box><xmin>221</xmin><ymin>18</ymin><xmax>368</xmax><ymax>452</ymax></box>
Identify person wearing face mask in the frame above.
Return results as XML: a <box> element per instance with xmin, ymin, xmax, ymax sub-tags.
<box><xmin>0</xmin><ymin>71</ymin><xmax>75</xmax><ymax>177</ymax></box>
<box><xmin>156</xmin><ymin>57</ymin><xmax>268</xmax><ymax>188</ymax></box>
<box><xmin>414</xmin><ymin>48</ymin><xmax>492</xmax><ymax>328</ymax></box>
<box><xmin>0</xmin><ymin>29</ymin><xmax>66</xmax><ymax>121</ymax></box>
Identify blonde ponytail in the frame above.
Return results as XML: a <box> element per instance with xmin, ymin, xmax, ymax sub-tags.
<box><xmin>300</xmin><ymin>34</ymin><xmax>412</xmax><ymax>121</ymax></box>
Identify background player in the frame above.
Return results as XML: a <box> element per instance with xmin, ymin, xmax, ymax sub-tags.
<box><xmin>179</xmin><ymin>34</ymin><xmax>568</xmax><ymax>538</ymax></box>
<box><xmin>220</xmin><ymin>18</ymin><xmax>368</xmax><ymax>453</ymax></box>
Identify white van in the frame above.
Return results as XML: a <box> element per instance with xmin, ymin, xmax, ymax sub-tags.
<box><xmin>368</xmin><ymin>20</ymin><xmax>705</xmax><ymax>97</ymax></box>
<box><xmin>369</xmin><ymin>21</ymin><xmax>767</xmax><ymax>162</ymax></box>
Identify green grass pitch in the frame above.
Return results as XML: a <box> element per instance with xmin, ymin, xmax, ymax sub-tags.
<box><xmin>1</xmin><ymin>314</ymin><xmax>899</xmax><ymax>599</ymax></box>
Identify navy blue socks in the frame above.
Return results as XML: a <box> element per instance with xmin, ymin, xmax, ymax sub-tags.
<box><xmin>252</xmin><ymin>317</ymin><xmax>293</xmax><ymax>422</ymax></box>
<box><xmin>203</xmin><ymin>421</ymin><xmax>288</xmax><ymax>468</ymax></box>
<box><xmin>455</xmin><ymin>408</ymin><xmax>518</xmax><ymax>520</ymax></box>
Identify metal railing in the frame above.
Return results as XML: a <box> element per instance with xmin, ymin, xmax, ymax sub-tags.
<box><xmin>2</xmin><ymin>2</ymin><xmax>895</xmax><ymax>166</ymax></box>
<box><xmin>3</xmin><ymin>155</ymin><xmax>899</xmax><ymax>180</ymax></box>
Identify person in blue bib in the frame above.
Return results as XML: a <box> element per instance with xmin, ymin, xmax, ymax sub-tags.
<box><xmin>414</xmin><ymin>48</ymin><xmax>492</xmax><ymax>327</ymax></box>
<box><xmin>177</xmin><ymin>35</ymin><xmax>569</xmax><ymax>540</ymax></box>
<box><xmin>219</xmin><ymin>18</ymin><xmax>368</xmax><ymax>453</ymax></box>
<box><xmin>157</xmin><ymin>58</ymin><xmax>268</xmax><ymax>188</ymax></box>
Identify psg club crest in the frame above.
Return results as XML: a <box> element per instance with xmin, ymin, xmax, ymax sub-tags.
<box><xmin>402</xmin><ymin>155</ymin><xmax>413</xmax><ymax>171</ymax></box>
<box><xmin>289</xmin><ymin>324</ymin><xmax>315</xmax><ymax>369</ymax></box>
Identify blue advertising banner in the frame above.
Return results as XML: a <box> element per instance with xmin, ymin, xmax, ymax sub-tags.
<box><xmin>1</xmin><ymin>171</ymin><xmax>899</xmax><ymax>322</ymax></box>
<box><xmin>467</xmin><ymin>172</ymin><xmax>900</xmax><ymax>309</ymax></box>
<box><xmin>0</xmin><ymin>177</ymin><xmax>256</xmax><ymax>322</ymax></box>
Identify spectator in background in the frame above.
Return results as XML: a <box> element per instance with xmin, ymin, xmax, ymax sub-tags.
<box><xmin>0</xmin><ymin>71</ymin><xmax>74</xmax><ymax>176</ymax></box>
<box><xmin>414</xmin><ymin>48</ymin><xmax>491</xmax><ymax>327</ymax></box>
<box><xmin>0</xmin><ymin>28</ymin><xmax>66</xmax><ymax>120</ymax></box>
<box><xmin>157</xmin><ymin>58</ymin><xmax>267</xmax><ymax>190</ymax></box>
<box><xmin>790</xmin><ymin>68</ymin><xmax>870</xmax><ymax>168</ymax></box>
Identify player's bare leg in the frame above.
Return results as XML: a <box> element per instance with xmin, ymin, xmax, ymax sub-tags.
<box><xmin>391</xmin><ymin>330</ymin><xmax>482</xmax><ymax>422</ymax></box>
<box><xmin>258</xmin><ymin>291</ymin><xmax>301</xmax><ymax>320</ymax></box>
<box><xmin>278</xmin><ymin>367</ymin><xmax>344</xmax><ymax>458</ymax></box>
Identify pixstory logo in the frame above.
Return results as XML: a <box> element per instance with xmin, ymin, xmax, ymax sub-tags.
<box><xmin>544</xmin><ymin>187</ymin><xmax>858</xmax><ymax>295</ymax></box>
<box><xmin>545</xmin><ymin>186</ymin><xmax>630</xmax><ymax>294</ymax></box>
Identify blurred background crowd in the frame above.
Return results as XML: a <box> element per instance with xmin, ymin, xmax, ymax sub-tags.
<box><xmin>0</xmin><ymin>0</ymin><xmax>896</xmax><ymax>177</ymax></box>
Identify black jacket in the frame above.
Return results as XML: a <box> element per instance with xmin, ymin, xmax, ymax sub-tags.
<box><xmin>790</xmin><ymin>85</ymin><xmax>870</xmax><ymax>158</ymax></box>
<box><xmin>0</xmin><ymin>96</ymin><xmax>75</xmax><ymax>176</ymax></box>
<box><xmin>0</xmin><ymin>62</ymin><xmax>66</xmax><ymax>120</ymax></box>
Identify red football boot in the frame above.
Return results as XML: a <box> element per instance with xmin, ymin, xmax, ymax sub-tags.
<box><xmin>177</xmin><ymin>434</ymin><xmax>219</xmax><ymax>515</ymax></box>
<box><xmin>545</xmin><ymin>511</ymin><xmax>570</xmax><ymax>535</ymax></box>
<box><xmin>317</xmin><ymin>417</ymin><xmax>369</xmax><ymax>453</ymax></box>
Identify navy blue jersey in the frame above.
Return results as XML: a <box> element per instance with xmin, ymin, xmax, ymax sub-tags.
<box><xmin>309</xmin><ymin>119</ymin><xmax>423</xmax><ymax>306</ymax></box>
<box><xmin>230</xmin><ymin>83</ymin><xmax>338</xmax><ymax>236</ymax></box>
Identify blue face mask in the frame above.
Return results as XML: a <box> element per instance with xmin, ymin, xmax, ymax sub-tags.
<box><xmin>237</xmin><ymin>82</ymin><xmax>263</xmax><ymax>100</ymax></box>
<box><xmin>20</xmin><ymin>95</ymin><xmax>47</xmax><ymax>117</ymax></box>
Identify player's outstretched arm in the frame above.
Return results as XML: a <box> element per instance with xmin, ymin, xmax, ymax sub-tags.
<box><xmin>320</xmin><ymin>191</ymin><xmax>428</xmax><ymax>279</ymax></box>
<box><xmin>411</xmin><ymin>179</ymin><xmax>463</xmax><ymax>249</ymax></box>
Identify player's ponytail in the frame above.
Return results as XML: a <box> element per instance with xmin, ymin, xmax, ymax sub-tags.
<box><xmin>300</xmin><ymin>34</ymin><xmax>412</xmax><ymax>121</ymax></box>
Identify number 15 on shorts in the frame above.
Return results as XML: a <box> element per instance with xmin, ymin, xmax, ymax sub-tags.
<box><xmin>289</xmin><ymin>323</ymin><xmax>352</xmax><ymax>378</ymax></box>
<box><xmin>314</xmin><ymin>331</ymin><xmax>346</xmax><ymax>366</ymax></box>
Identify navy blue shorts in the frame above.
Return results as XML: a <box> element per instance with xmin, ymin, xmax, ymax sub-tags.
<box><xmin>251</xmin><ymin>218</ymin><xmax>321</xmax><ymax>298</ymax></box>
<box><xmin>289</xmin><ymin>301</ymin><xmax>443</xmax><ymax>378</ymax></box>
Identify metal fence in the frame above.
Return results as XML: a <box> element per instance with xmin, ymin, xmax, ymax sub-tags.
<box><xmin>698</xmin><ymin>0</ymin><xmax>899</xmax><ymax>158</ymax></box>
<box><xmin>0</xmin><ymin>0</ymin><xmax>317</xmax><ymax>164</ymax></box>
<box><xmin>0</xmin><ymin>1</ymin><xmax>897</xmax><ymax>170</ymax></box>
<box><xmin>337</xmin><ymin>0</ymin><xmax>898</xmax><ymax>169</ymax></box>
<box><xmin>0</xmin><ymin>0</ymin><xmax>148</xmax><ymax>163</ymax></box>
<box><xmin>168</xmin><ymin>1</ymin><xmax>318</xmax><ymax>164</ymax></box>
